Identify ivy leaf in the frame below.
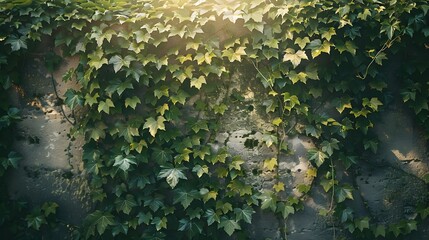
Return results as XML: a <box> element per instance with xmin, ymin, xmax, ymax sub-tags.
<box><xmin>64</xmin><ymin>89</ymin><xmax>84</xmax><ymax>110</ymax></box>
<box><xmin>137</xmin><ymin>212</ymin><xmax>153</xmax><ymax>225</ymax></box>
<box><xmin>261</xmin><ymin>134</ymin><xmax>278</xmax><ymax>148</ymax></box>
<box><xmin>263</xmin><ymin>158</ymin><xmax>278</xmax><ymax>171</ymax></box>
<box><xmin>86</xmin><ymin>210</ymin><xmax>115</xmax><ymax>235</ymax></box>
<box><xmin>294</xmin><ymin>37</ymin><xmax>310</xmax><ymax>49</ymax></box>
<box><xmin>259</xmin><ymin>190</ymin><xmax>277</xmax><ymax>212</ymax></box>
<box><xmin>88</xmin><ymin>49</ymin><xmax>108</xmax><ymax>70</ymax></box>
<box><xmin>192</xmin><ymin>165</ymin><xmax>209</xmax><ymax>178</ymax></box>
<box><xmin>362</xmin><ymin>97</ymin><xmax>383</xmax><ymax>111</ymax></box>
<box><xmin>374</xmin><ymin>52</ymin><xmax>387</xmax><ymax>65</ymax></box>
<box><xmin>7</xmin><ymin>151</ymin><xmax>22</xmax><ymax>169</ymax></box>
<box><xmin>190</xmin><ymin>76</ymin><xmax>206</xmax><ymax>89</ymax></box>
<box><xmin>158</xmin><ymin>166</ymin><xmax>187</xmax><ymax>189</ymax></box>
<box><xmin>341</xmin><ymin>208</ymin><xmax>354</xmax><ymax>223</ymax></box>
<box><xmin>354</xmin><ymin>217</ymin><xmax>369</xmax><ymax>231</ymax></box>
<box><xmin>115</xmin><ymin>194</ymin><xmax>138</xmax><ymax>215</ymax></box>
<box><xmin>283</xmin><ymin>48</ymin><xmax>308</xmax><ymax>68</ymax></box>
<box><xmin>204</xmin><ymin>209</ymin><xmax>221</xmax><ymax>226</ymax></box>
<box><xmin>234</xmin><ymin>206</ymin><xmax>255</xmax><ymax>224</ymax></box>
<box><xmin>276</xmin><ymin>202</ymin><xmax>295</xmax><ymax>219</ymax></box>
<box><xmin>178</xmin><ymin>219</ymin><xmax>203</xmax><ymax>237</ymax></box>
<box><xmin>26</xmin><ymin>214</ymin><xmax>45</xmax><ymax>230</ymax></box>
<box><xmin>143</xmin><ymin>116</ymin><xmax>166</xmax><ymax>137</ymax></box>
<box><xmin>320</xmin><ymin>138</ymin><xmax>339</xmax><ymax>156</ymax></box>
<box><xmin>222</xmin><ymin>46</ymin><xmax>246</xmax><ymax>62</ymax></box>
<box><xmin>113</xmin><ymin>155</ymin><xmax>137</xmax><ymax>171</ymax></box>
<box><xmin>173</xmin><ymin>188</ymin><xmax>199</xmax><ymax>209</ymax></box>
<box><xmin>213</xmin><ymin>103</ymin><xmax>228</xmax><ymax>115</ymax></box>
<box><xmin>152</xmin><ymin>217</ymin><xmax>167</xmax><ymax>231</ymax></box>
<box><xmin>363</xmin><ymin>139</ymin><xmax>378</xmax><ymax>153</ymax></box>
<box><xmin>219</xmin><ymin>218</ymin><xmax>241</xmax><ymax>236</ymax></box>
<box><xmin>306</xmin><ymin>39</ymin><xmax>331</xmax><ymax>58</ymax></box>
<box><xmin>308</xmin><ymin>149</ymin><xmax>328</xmax><ymax>167</ymax></box>
<box><xmin>41</xmin><ymin>202</ymin><xmax>59</xmax><ymax>217</ymax></box>
<box><xmin>273</xmin><ymin>182</ymin><xmax>285</xmax><ymax>192</ymax></box>
<box><xmin>85</xmin><ymin>93</ymin><xmax>99</xmax><ymax>107</ymax></box>
<box><xmin>125</xmin><ymin>96</ymin><xmax>141</xmax><ymax>109</ymax></box>
<box><xmin>320</xmin><ymin>179</ymin><xmax>337</xmax><ymax>192</ymax></box>
<box><xmin>152</xmin><ymin>148</ymin><xmax>173</xmax><ymax>164</ymax></box>
<box><xmin>335</xmin><ymin>185</ymin><xmax>354</xmax><ymax>203</ymax></box>
<box><xmin>373</xmin><ymin>224</ymin><xmax>386</xmax><ymax>237</ymax></box>
<box><xmin>272</xmin><ymin>117</ymin><xmax>283</xmax><ymax>126</ymax></box>
<box><xmin>97</xmin><ymin>99</ymin><xmax>115</xmax><ymax>114</ymax></box>
<box><xmin>6</xmin><ymin>35</ymin><xmax>27</xmax><ymax>51</ymax></box>
<box><xmin>170</xmin><ymin>90</ymin><xmax>190</xmax><ymax>105</ymax></box>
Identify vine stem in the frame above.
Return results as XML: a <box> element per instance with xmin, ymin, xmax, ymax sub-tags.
<box><xmin>329</xmin><ymin>158</ymin><xmax>336</xmax><ymax>240</ymax></box>
<box><xmin>357</xmin><ymin>34</ymin><xmax>402</xmax><ymax>80</ymax></box>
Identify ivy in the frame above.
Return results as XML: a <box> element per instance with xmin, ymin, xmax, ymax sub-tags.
<box><xmin>1</xmin><ymin>0</ymin><xmax>429</xmax><ymax>239</ymax></box>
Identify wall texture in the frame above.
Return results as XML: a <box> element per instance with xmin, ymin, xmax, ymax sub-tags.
<box><xmin>6</xmin><ymin>46</ymin><xmax>429</xmax><ymax>240</ymax></box>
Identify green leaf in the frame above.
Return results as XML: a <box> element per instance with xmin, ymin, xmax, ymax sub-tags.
<box><xmin>152</xmin><ymin>217</ymin><xmax>167</xmax><ymax>231</ymax></box>
<box><xmin>143</xmin><ymin>116</ymin><xmax>166</xmax><ymax>137</ymax></box>
<box><xmin>263</xmin><ymin>157</ymin><xmax>277</xmax><ymax>171</ymax></box>
<box><xmin>64</xmin><ymin>89</ymin><xmax>84</xmax><ymax>110</ymax></box>
<box><xmin>152</xmin><ymin>148</ymin><xmax>173</xmax><ymax>164</ymax></box>
<box><xmin>41</xmin><ymin>202</ymin><xmax>59</xmax><ymax>217</ymax></box>
<box><xmin>219</xmin><ymin>218</ymin><xmax>241</xmax><ymax>236</ymax></box>
<box><xmin>88</xmin><ymin>49</ymin><xmax>108</xmax><ymax>70</ymax></box>
<box><xmin>86</xmin><ymin>210</ymin><xmax>115</xmax><ymax>235</ymax></box>
<box><xmin>320</xmin><ymin>138</ymin><xmax>339</xmax><ymax>156</ymax></box>
<box><xmin>109</xmin><ymin>55</ymin><xmax>135</xmax><ymax>73</ymax></box>
<box><xmin>6</xmin><ymin>35</ymin><xmax>27</xmax><ymax>51</ymax></box>
<box><xmin>306</xmin><ymin>39</ymin><xmax>331</xmax><ymax>58</ymax></box>
<box><xmin>261</xmin><ymin>134</ymin><xmax>278</xmax><ymax>148</ymax></box>
<box><xmin>115</xmin><ymin>194</ymin><xmax>138</xmax><ymax>215</ymax></box>
<box><xmin>259</xmin><ymin>190</ymin><xmax>277</xmax><ymax>212</ymax></box>
<box><xmin>137</xmin><ymin>212</ymin><xmax>153</xmax><ymax>225</ymax></box>
<box><xmin>283</xmin><ymin>48</ymin><xmax>308</xmax><ymax>68</ymax></box>
<box><xmin>354</xmin><ymin>217</ymin><xmax>369</xmax><ymax>232</ymax></box>
<box><xmin>158</xmin><ymin>167</ymin><xmax>187</xmax><ymax>189</ymax></box>
<box><xmin>113</xmin><ymin>155</ymin><xmax>137</xmax><ymax>172</ymax></box>
<box><xmin>272</xmin><ymin>117</ymin><xmax>283</xmax><ymax>126</ymax></box>
<box><xmin>26</xmin><ymin>214</ymin><xmax>45</xmax><ymax>230</ymax></box>
<box><xmin>363</xmin><ymin>139</ymin><xmax>378</xmax><ymax>153</ymax></box>
<box><xmin>192</xmin><ymin>165</ymin><xmax>209</xmax><ymax>178</ymax></box>
<box><xmin>307</xmin><ymin>149</ymin><xmax>328</xmax><ymax>167</ymax></box>
<box><xmin>173</xmin><ymin>188</ymin><xmax>199</xmax><ymax>209</ymax></box>
<box><xmin>362</xmin><ymin>97</ymin><xmax>383</xmax><ymax>111</ymax></box>
<box><xmin>7</xmin><ymin>151</ymin><xmax>22</xmax><ymax>168</ymax></box>
<box><xmin>234</xmin><ymin>206</ymin><xmax>255</xmax><ymax>224</ymax></box>
<box><xmin>335</xmin><ymin>185</ymin><xmax>354</xmax><ymax>203</ymax></box>
<box><xmin>204</xmin><ymin>209</ymin><xmax>220</xmax><ymax>226</ymax></box>
<box><xmin>97</xmin><ymin>99</ymin><xmax>115</xmax><ymax>114</ymax></box>
<box><xmin>374</xmin><ymin>52</ymin><xmax>387</xmax><ymax>65</ymax></box>
<box><xmin>320</xmin><ymin>179</ymin><xmax>337</xmax><ymax>192</ymax></box>
<box><xmin>190</xmin><ymin>76</ymin><xmax>206</xmax><ymax>89</ymax></box>
<box><xmin>170</xmin><ymin>90</ymin><xmax>190</xmax><ymax>105</ymax></box>
<box><xmin>85</xmin><ymin>93</ymin><xmax>99</xmax><ymax>107</ymax></box>
<box><xmin>294</xmin><ymin>37</ymin><xmax>310</xmax><ymax>49</ymax></box>
<box><xmin>341</xmin><ymin>208</ymin><xmax>354</xmax><ymax>223</ymax></box>
<box><xmin>373</xmin><ymin>224</ymin><xmax>386</xmax><ymax>238</ymax></box>
<box><xmin>276</xmin><ymin>202</ymin><xmax>295</xmax><ymax>219</ymax></box>
<box><xmin>213</xmin><ymin>104</ymin><xmax>228</xmax><ymax>115</ymax></box>
<box><xmin>125</xmin><ymin>96</ymin><xmax>141</xmax><ymax>109</ymax></box>
<box><xmin>222</xmin><ymin>46</ymin><xmax>246</xmax><ymax>62</ymax></box>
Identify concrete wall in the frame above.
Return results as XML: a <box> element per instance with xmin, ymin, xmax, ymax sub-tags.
<box><xmin>6</xmin><ymin>45</ymin><xmax>429</xmax><ymax>239</ymax></box>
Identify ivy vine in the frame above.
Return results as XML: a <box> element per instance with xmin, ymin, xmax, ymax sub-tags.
<box><xmin>1</xmin><ymin>0</ymin><xmax>429</xmax><ymax>239</ymax></box>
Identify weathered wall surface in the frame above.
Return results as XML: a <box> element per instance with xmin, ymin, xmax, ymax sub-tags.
<box><xmin>7</xmin><ymin>46</ymin><xmax>90</xmax><ymax>238</ymax></box>
<box><xmin>6</xmin><ymin>49</ymin><xmax>429</xmax><ymax>239</ymax></box>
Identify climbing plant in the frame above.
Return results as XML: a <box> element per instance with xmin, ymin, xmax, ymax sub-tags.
<box><xmin>1</xmin><ymin>0</ymin><xmax>429</xmax><ymax>239</ymax></box>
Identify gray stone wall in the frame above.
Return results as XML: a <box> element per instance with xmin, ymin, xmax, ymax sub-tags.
<box><xmin>6</xmin><ymin>46</ymin><xmax>429</xmax><ymax>240</ymax></box>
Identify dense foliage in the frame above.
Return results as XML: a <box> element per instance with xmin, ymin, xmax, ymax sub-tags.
<box><xmin>1</xmin><ymin>0</ymin><xmax>429</xmax><ymax>239</ymax></box>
